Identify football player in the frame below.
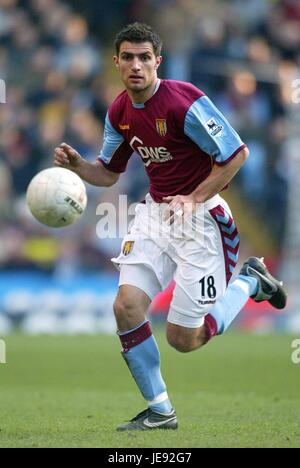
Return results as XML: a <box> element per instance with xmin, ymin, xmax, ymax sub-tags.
<box><xmin>54</xmin><ymin>22</ymin><xmax>287</xmax><ymax>431</ymax></box>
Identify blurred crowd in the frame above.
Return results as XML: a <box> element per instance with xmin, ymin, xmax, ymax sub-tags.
<box><xmin>0</xmin><ymin>0</ymin><xmax>299</xmax><ymax>274</ymax></box>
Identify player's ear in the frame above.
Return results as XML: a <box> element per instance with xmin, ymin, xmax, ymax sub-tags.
<box><xmin>113</xmin><ymin>56</ymin><xmax>120</xmax><ymax>68</ymax></box>
<box><xmin>155</xmin><ymin>56</ymin><xmax>163</xmax><ymax>69</ymax></box>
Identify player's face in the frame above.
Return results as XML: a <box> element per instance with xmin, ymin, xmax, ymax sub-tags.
<box><xmin>114</xmin><ymin>42</ymin><xmax>162</xmax><ymax>94</ymax></box>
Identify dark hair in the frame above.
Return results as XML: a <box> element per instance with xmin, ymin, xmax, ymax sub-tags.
<box><xmin>114</xmin><ymin>22</ymin><xmax>162</xmax><ymax>57</ymax></box>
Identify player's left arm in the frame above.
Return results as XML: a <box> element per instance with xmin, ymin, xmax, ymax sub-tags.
<box><xmin>163</xmin><ymin>148</ymin><xmax>248</xmax><ymax>221</ymax></box>
<box><xmin>189</xmin><ymin>145</ymin><xmax>249</xmax><ymax>203</ymax></box>
<box><xmin>163</xmin><ymin>95</ymin><xmax>249</xmax><ymax>216</ymax></box>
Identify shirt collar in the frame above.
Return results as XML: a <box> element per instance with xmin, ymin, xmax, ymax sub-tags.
<box><xmin>132</xmin><ymin>79</ymin><xmax>161</xmax><ymax>109</ymax></box>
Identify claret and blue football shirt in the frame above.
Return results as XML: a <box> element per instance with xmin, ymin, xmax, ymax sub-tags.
<box><xmin>97</xmin><ymin>80</ymin><xmax>246</xmax><ymax>202</ymax></box>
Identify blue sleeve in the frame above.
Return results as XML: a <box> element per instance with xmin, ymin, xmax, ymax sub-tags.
<box><xmin>184</xmin><ymin>96</ymin><xmax>245</xmax><ymax>165</ymax></box>
<box><xmin>98</xmin><ymin>113</ymin><xmax>132</xmax><ymax>172</ymax></box>
<box><xmin>98</xmin><ymin>113</ymin><xmax>124</xmax><ymax>164</ymax></box>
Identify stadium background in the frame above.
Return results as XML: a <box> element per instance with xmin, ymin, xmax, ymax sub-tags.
<box><xmin>0</xmin><ymin>0</ymin><xmax>299</xmax><ymax>336</ymax></box>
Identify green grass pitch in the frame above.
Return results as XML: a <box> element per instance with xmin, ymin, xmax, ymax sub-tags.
<box><xmin>0</xmin><ymin>331</ymin><xmax>299</xmax><ymax>448</ymax></box>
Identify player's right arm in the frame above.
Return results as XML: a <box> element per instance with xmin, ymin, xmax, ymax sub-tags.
<box><xmin>54</xmin><ymin>110</ymin><xmax>133</xmax><ymax>187</ymax></box>
<box><xmin>54</xmin><ymin>143</ymin><xmax>120</xmax><ymax>187</ymax></box>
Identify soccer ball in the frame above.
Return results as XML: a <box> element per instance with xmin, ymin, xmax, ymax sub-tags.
<box><xmin>26</xmin><ymin>167</ymin><xmax>87</xmax><ymax>228</ymax></box>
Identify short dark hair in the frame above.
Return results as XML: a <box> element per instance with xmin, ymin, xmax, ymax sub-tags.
<box><xmin>114</xmin><ymin>22</ymin><xmax>162</xmax><ymax>57</ymax></box>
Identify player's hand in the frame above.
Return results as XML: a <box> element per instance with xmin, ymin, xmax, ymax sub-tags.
<box><xmin>162</xmin><ymin>194</ymin><xmax>197</xmax><ymax>224</ymax></box>
<box><xmin>54</xmin><ymin>143</ymin><xmax>83</xmax><ymax>171</ymax></box>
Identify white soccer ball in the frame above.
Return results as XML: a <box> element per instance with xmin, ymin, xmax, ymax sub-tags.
<box><xmin>26</xmin><ymin>167</ymin><xmax>87</xmax><ymax>228</ymax></box>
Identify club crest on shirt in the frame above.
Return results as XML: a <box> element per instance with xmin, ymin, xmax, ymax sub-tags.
<box><xmin>206</xmin><ymin>118</ymin><xmax>223</xmax><ymax>137</ymax></box>
<box><xmin>122</xmin><ymin>241</ymin><xmax>134</xmax><ymax>256</ymax></box>
<box><xmin>156</xmin><ymin>119</ymin><xmax>167</xmax><ymax>137</ymax></box>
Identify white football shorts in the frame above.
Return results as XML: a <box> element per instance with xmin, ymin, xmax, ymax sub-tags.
<box><xmin>112</xmin><ymin>193</ymin><xmax>239</xmax><ymax>328</ymax></box>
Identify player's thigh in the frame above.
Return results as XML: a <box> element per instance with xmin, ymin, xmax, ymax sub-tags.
<box><xmin>167</xmin><ymin>196</ymin><xmax>239</xmax><ymax>333</ymax></box>
<box><xmin>167</xmin><ymin>248</ymin><xmax>227</xmax><ymax>329</ymax></box>
<box><xmin>113</xmin><ymin>235</ymin><xmax>176</xmax><ymax>293</ymax></box>
<box><xmin>166</xmin><ymin>258</ymin><xmax>226</xmax><ymax>350</ymax></box>
<box><xmin>118</xmin><ymin>262</ymin><xmax>162</xmax><ymax>302</ymax></box>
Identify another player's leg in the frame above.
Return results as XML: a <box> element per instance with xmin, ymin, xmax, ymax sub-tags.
<box><xmin>114</xmin><ymin>278</ymin><xmax>177</xmax><ymax>431</ymax></box>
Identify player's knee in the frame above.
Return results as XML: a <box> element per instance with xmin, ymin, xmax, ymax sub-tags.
<box><xmin>166</xmin><ymin>332</ymin><xmax>194</xmax><ymax>353</ymax></box>
<box><xmin>113</xmin><ymin>295</ymin><xmax>131</xmax><ymax>319</ymax></box>
<box><xmin>113</xmin><ymin>294</ymin><xmax>140</xmax><ymax>324</ymax></box>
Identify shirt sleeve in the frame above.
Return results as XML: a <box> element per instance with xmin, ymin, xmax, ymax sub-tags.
<box><xmin>97</xmin><ymin>113</ymin><xmax>133</xmax><ymax>173</ymax></box>
<box><xmin>184</xmin><ymin>95</ymin><xmax>246</xmax><ymax>165</ymax></box>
